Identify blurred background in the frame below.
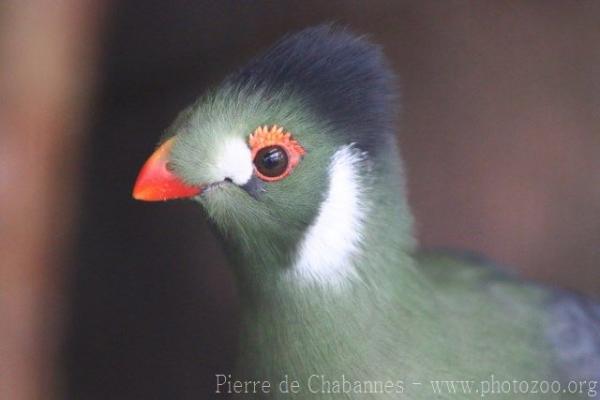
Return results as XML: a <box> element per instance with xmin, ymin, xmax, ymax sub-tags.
<box><xmin>1</xmin><ymin>1</ymin><xmax>599</xmax><ymax>399</ymax></box>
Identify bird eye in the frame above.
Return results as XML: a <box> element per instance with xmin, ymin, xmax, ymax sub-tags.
<box><xmin>249</xmin><ymin>125</ymin><xmax>306</xmax><ymax>182</ymax></box>
<box><xmin>253</xmin><ymin>146</ymin><xmax>288</xmax><ymax>179</ymax></box>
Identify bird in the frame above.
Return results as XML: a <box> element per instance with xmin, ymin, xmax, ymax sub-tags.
<box><xmin>132</xmin><ymin>25</ymin><xmax>599</xmax><ymax>399</ymax></box>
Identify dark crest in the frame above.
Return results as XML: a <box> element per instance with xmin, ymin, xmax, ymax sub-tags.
<box><xmin>226</xmin><ymin>24</ymin><xmax>398</xmax><ymax>155</ymax></box>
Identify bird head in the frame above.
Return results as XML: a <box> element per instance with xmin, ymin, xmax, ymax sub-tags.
<box><xmin>133</xmin><ymin>26</ymin><xmax>406</xmax><ymax>285</ymax></box>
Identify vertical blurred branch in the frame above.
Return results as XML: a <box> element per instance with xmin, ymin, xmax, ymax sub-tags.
<box><xmin>0</xmin><ymin>1</ymin><xmax>105</xmax><ymax>399</ymax></box>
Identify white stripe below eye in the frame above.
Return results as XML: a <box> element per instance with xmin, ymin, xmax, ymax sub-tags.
<box><xmin>289</xmin><ymin>145</ymin><xmax>368</xmax><ymax>287</ymax></box>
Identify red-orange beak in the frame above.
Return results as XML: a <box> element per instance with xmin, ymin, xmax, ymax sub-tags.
<box><xmin>132</xmin><ymin>138</ymin><xmax>201</xmax><ymax>201</ymax></box>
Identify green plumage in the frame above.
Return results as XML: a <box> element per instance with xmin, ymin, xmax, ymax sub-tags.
<box><xmin>143</xmin><ymin>26</ymin><xmax>598</xmax><ymax>398</ymax></box>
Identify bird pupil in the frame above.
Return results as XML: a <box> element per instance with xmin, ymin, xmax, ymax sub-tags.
<box><xmin>254</xmin><ymin>145</ymin><xmax>288</xmax><ymax>178</ymax></box>
<box><xmin>262</xmin><ymin>148</ymin><xmax>283</xmax><ymax>168</ymax></box>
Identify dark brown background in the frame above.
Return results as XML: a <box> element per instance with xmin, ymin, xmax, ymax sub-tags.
<box><xmin>1</xmin><ymin>2</ymin><xmax>598</xmax><ymax>399</ymax></box>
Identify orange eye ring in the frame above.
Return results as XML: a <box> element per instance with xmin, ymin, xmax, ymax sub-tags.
<box><xmin>249</xmin><ymin>125</ymin><xmax>305</xmax><ymax>181</ymax></box>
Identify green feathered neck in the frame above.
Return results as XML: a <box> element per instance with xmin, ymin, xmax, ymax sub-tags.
<box><xmin>229</xmin><ymin>145</ymin><xmax>451</xmax><ymax>384</ymax></box>
<box><xmin>225</xmin><ymin>145</ymin><xmax>557</xmax><ymax>397</ymax></box>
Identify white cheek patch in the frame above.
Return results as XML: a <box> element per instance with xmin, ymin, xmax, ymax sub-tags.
<box><xmin>214</xmin><ymin>137</ymin><xmax>253</xmax><ymax>185</ymax></box>
<box><xmin>289</xmin><ymin>145</ymin><xmax>368</xmax><ymax>288</ymax></box>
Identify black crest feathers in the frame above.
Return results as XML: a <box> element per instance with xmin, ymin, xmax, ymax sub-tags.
<box><xmin>227</xmin><ymin>25</ymin><xmax>398</xmax><ymax>154</ymax></box>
